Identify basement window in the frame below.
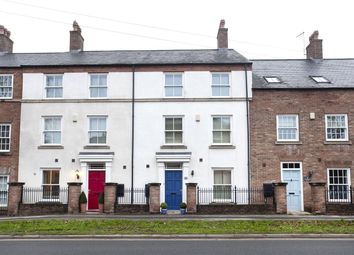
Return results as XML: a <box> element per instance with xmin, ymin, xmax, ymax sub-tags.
<box><xmin>310</xmin><ymin>76</ymin><xmax>330</xmax><ymax>83</ymax></box>
<box><xmin>264</xmin><ymin>76</ymin><xmax>281</xmax><ymax>83</ymax></box>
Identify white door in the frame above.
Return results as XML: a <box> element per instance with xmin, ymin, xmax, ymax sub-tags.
<box><xmin>281</xmin><ymin>162</ymin><xmax>302</xmax><ymax>212</ymax></box>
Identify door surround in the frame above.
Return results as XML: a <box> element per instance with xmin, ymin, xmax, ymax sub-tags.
<box><xmin>280</xmin><ymin>161</ymin><xmax>304</xmax><ymax>212</ymax></box>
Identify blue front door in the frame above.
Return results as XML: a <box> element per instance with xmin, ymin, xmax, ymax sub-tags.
<box><xmin>165</xmin><ymin>171</ymin><xmax>182</xmax><ymax>210</ymax></box>
<box><xmin>283</xmin><ymin>169</ymin><xmax>302</xmax><ymax>212</ymax></box>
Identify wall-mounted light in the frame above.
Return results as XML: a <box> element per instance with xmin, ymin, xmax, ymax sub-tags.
<box><xmin>191</xmin><ymin>170</ymin><xmax>194</xmax><ymax>177</ymax></box>
<box><xmin>75</xmin><ymin>169</ymin><xmax>80</xmax><ymax>180</ymax></box>
<box><xmin>308</xmin><ymin>170</ymin><xmax>313</xmax><ymax>179</ymax></box>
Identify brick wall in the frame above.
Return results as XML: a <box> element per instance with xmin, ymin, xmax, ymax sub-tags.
<box><xmin>115</xmin><ymin>204</ymin><xmax>149</xmax><ymax>214</ymax></box>
<box><xmin>0</xmin><ymin>69</ymin><xmax>22</xmax><ymax>182</ymax></box>
<box><xmin>197</xmin><ymin>204</ymin><xmax>275</xmax><ymax>214</ymax></box>
<box><xmin>251</xmin><ymin>89</ymin><xmax>354</xmax><ymax>212</ymax></box>
<box><xmin>19</xmin><ymin>203</ymin><xmax>68</xmax><ymax>216</ymax></box>
<box><xmin>326</xmin><ymin>204</ymin><xmax>354</xmax><ymax>215</ymax></box>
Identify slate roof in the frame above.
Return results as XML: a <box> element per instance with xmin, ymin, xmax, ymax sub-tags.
<box><xmin>0</xmin><ymin>49</ymin><xmax>250</xmax><ymax>67</ymax></box>
<box><xmin>252</xmin><ymin>59</ymin><xmax>354</xmax><ymax>89</ymax></box>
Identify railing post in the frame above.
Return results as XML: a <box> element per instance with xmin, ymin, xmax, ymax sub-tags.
<box><xmin>104</xmin><ymin>183</ymin><xmax>118</xmax><ymax>214</ymax></box>
<box><xmin>186</xmin><ymin>183</ymin><xmax>197</xmax><ymax>213</ymax></box>
<box><xmin>351</xmin><ymin>186</ymin><xmax>353</xmax><ymax>204</ymax></box>
<box><xmin>7</xmin><ymin>182</ymin><xmax>25</xmax><ymax>216</ymax></box>
<box><xmin>197</xmin><ymin>187</ymin><xmax>199</xmax><ymax>205</ymax></box>
<box><xmin>67</xmin><ymin>182</ymin><xmax>82</xmax><ymax>214</ymax></box>
<box><xmin>309</xmin><ymin>182</ymin><xmax>326</xmax><ymax>214</ymax></box>
<box><xmin>234</xmin><ymin>186</ymin><xmax>237</xmax><ymax>204</ymax></box>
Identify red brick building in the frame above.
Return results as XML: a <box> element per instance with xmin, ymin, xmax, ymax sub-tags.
<box><xmin>0</xmin><ymin>26</ymin><xmax>21</xmax><ymax>207</ymax></box>
<box><xmin>251</xmin><ymin>32</ymin><xmax>354</xmax><ymax>212</ymax></box>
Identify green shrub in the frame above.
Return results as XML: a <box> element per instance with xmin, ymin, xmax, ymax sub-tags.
<box><xmin>79</xmin><ymin>191</ymin><xmax>87</xmax><ymax>204</ymax></box>
<box><xmin>180</xmin><ymin>202</ymin><xmax>187</xmax><ymax>209</ymax></box>
<box><xmin>160</xmin><ymin>202</ymin><xmax>168</xmax><ymax>209</ymax></box>
<box><xmin>99</xmin><ymin>192</ymin><xmax>104</xmax><ymax>204</ymax></box>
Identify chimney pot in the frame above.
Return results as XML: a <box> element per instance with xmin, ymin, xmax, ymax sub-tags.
<box><xmin>70</xmin><ymin>20</ymin><xmax>84</xmax><ymax>52</ymax></box>
<box><xmin>306</xmin><ymin>30</ymin><xmax>323</xmax><ymax>59</ymax></box>
<box><xmin>0</xmin><ymin>25</ymin><xmax>13</xmax><ymax>53</ymax></box>
<box><xmin>217</xmin><ymin>19</ymin><xmax>228</xmax><ymax>49</ymax></box>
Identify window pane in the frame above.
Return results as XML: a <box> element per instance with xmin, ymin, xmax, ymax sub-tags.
<box><xmin>213</xmin><ymin>118</ymin><xmax>221</xmax><ymax>129</ymax></box>
<box><xmin>165</xmin><ymin>75</ymin><xmax>173</xmax><ymax>85</ymax></box>
<box><xmin>90</xmin><ymin>88</ymin><xmax>99</xmax><ymax>97</ymax></box>
<box><xmin>174</xmin><ymin>74</ymin><xmax>182</xmax><ymax>85</ymax></box>
<box><xmin>43</xmin><ymin>171</ymin><xmax>51</xmax><ymax>185</ymax></box>
<box><xmin>220</xmin><ymin>87</ymin><xmax>229</xmax><ymax>96</ymax></box>
<box><xmin>165</xmin><ymin>132</ymin><xmax>174</xmax><ymax>143</ymax></box>
<box><xmin>165</xmin><ymin>87</ymin><xmax>174</xmax><ymax>97</ymax></box>
<box><xmin>91</xmin><ymin>75</ymin><xmax>99</xmax><ymax>86</ymax></box>
<box><xmin>98</xmin><ymin>118</ymin><xmax>106</xmax><ymax>130</ymax></box>
<box><xmin>221</xmin><ymin>117</ymin><xmax>230</xmax><ymax>129</ymax></box>
<box><xmin>212</xmin><ymin>87</ymin><xmax>220</xmax><ymax>96</ymax></box>
<box><xmin>222</xmin><ymin>131</ymin><xmax>231</xmax><ymax>143</ymax></box>
<box><xmin>212</xmin><ymin>74</ymin><xmax>220</xmax><ymax>84</ymax></box>
<box><xmin>174</xmin><ymin>118</ymin><xmax>182</xmax><ymax>130</ymax></box>
<box><xmin>174</xmin><ymin>132</ymin><xmax>183</xmax><ymax>143</ymax></box>
<box><xmin>220</xmin><ymin>74</ymin><xmax>229</xmax><ymax>84</ymax></box>
<box><xmin>214</xmin><ymin>172</ymin><xmax>223</xmax><ymax>184</ymax></box>
<box><xmin>173</xmin><ymin>87</ymin><xmax>182</xmax><ymax>96</ymax></box>
<box><xmin>165</xmin><ymin>118</ymin><xmax>174</xmax><ymax>130</ymax></box>
<box><xmin>213</xmin><ymin>131</ymin><xmax>222</xmax><ymax>143</ymax></box>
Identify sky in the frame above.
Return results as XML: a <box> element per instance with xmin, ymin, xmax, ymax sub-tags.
<box><xmin>0</xmin><ymin>0</ymin><xmax>353</xmax><ymax>59</ymax></box>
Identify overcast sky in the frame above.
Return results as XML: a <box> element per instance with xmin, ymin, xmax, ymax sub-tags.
<box><xmin>1</xmin><ymin>0</ymin><xmax>353</xmax><ymax>59</ymax></box>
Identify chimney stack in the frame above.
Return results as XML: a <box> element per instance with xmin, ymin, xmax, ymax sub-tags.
<box><xmin>0</xmin><ymin>25</ymin><xmax>13</xmax><ymax>53</ymax></box>
<box><xmin>70</xmin><ymin>21</ymin><xmax>84</xmax><ymax>52</ymax></box>
<box><xmin>217</xmin><ymin>19</ymin><xmax>228</xmax><ymax>49</ymax></box>
<box><xmin>306</xmin><ymin>30</ymin><xmax>323</xmax><ymax>59</ymax></box>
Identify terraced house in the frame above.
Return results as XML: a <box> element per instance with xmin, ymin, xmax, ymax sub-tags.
<box><xmin>0</xmin><ymin>21</ymin><xmax>252</xmax><ymax>211</ymax></box>
<box><xmin>0</xmin><ymin>26</ymin><xmax>21</xmax><ymax>209</ymax></box>
<box><xmin>251</xmin><ymin>31</ymin><xmax>354</xmax><ymax>213</ymax></box>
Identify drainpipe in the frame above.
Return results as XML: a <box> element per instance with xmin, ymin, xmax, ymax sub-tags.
<box><xmin>244</xmin><ymin>64</ymin><xmax>251</xmax><ymax>202</ymax></box>
<box><xmin>131</xmin><ymin>65</ymin><xmax>135</xmax><ymax>204</ymax></box>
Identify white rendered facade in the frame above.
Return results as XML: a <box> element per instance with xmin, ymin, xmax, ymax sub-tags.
<box><xmin>18</xmin><ymin>67</ymin><xmax>252</xmax><ymax>206</ymax></box>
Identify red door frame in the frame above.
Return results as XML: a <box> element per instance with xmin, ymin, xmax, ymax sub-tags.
<box><xmin>88</xmin><ymin>171</ymin><xmax>106</xmax><ymax>210</ymax></box>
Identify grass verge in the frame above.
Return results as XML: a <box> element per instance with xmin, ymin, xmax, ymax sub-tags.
<box><xmin>0</xmin><ymin>219</ymin><xmax>353</xmax><ymax>235</ymax></box>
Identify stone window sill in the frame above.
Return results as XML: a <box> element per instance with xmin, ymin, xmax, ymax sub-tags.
<box><xmin>37</xmin><ymin>145</ymin><xmax>64</xmax><ymax>149</ymax></box>
<box><xmin>275</xmin><ymin>141</ymin><xmax>302</xmax><ymax>145</ymax></box>
<box><xmin>160</xmin><ymin>145</ymin><xmax>187</xmax><ymax>149</ymax></box>
<box><xmin>324</xmin><ymin>140</ymin><xmax>352</xmax><ymax>145</ymax></box>
<box><xmin>83</xmin><ymin>145</ymin><xmax>111</xmax><ymax>149</ymax></box>
<box><xmin>209</xmin><ymin>145</ymin><xmax>236</xmax><ymax>149</ymax></box>
<box><xmin>0</xmin><ymin>152</ymin><xmax>12</xmax><ymax>156</ymax></box>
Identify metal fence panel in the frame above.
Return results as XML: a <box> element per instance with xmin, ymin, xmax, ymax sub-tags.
<box><xmin>117</xmin><ymin>188</ymin><xmax>148</xmax><ymax>205</ymax></box>
<box><xmin>326</xmin><ymin>186</ymin><xmax>353</xmax><ymax>204</ymax></box>
<box><xmin>198</xmin><ymin>186</ymin><xmax>269</xmax><ymax>205</ymax></box>
<box><xmin>22</xmin><ymin>187</ymin><xmax>68</xmax><ymax>204</ymax></box>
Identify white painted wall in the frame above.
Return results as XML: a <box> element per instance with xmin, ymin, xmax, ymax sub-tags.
<box><xmin>19</xmin><ymin>69</ymin><xmax>252</xmax><ymax>205</ymax></box>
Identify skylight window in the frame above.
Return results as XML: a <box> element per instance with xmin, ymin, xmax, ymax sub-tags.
<box><xmin>310</xmin><ymin>76</ymin><xmax>330</xmax><ymax>83</ymax></box>
<box><xmin>264</xmin><ymin>76</ymin><xmax>281</xmax><ymax>83</ymax></box>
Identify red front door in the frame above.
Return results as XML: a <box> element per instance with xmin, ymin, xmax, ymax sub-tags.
<box><xmin>88</xmin><ymin>171</ymin><xmax>105</xmax><ymax>210</ymax></box>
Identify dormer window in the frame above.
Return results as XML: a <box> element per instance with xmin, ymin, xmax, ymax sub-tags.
<box><xmin>310</xmin><ymin>76</ymin><xmax>330</xmax><ymax>83</ymax></box>
<box><xmin>264</xmin><ymin>76</ymin><xmax>281</xmax><ymax>83</ymax></box>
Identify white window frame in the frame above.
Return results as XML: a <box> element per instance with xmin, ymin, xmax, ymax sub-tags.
<box><xmin>89</xmin><ymin>73</ymin><xmax>108</xmax><ymax>98</ymax></box>
<box><xmin>41</xmin><ymin>169</ymin><xmax>60</xmax><ymax>201</ymax></box>
<box><xmin>42</xmin><ymin>116</ymin><xmax>62</xmax><ymax>145</ymax></box>
<box><xmin>276</xmin><ymin>114</ymin><xmax>299</xmax><ymax>142</ymax></box>
<box><xmin>88</xmin><ymin>116</ymin><xmax>108</xmax><ymax>145</ymax></box>
<box><xmin>212</xmin><ymin>115</ymin><xmax>232</xmax><ymax>145</ymax></box>
<box><xmin>0</xmin><ymin>124</ymin><xmax>11</xmax><ymax>152</ymax></box>
<box><xmin>213</xmin><ymin>169</ymin><xmax>232</xmax><ymax>202</ymax></box>
<box><xmin>164</xmin><ymin>116</ymin><xmax>184</xmax><ymax>145</ymax></box>
<box><xmin>211</xmin><ymin>72</ymin><xmax>231</xmax><ymax>97</ymax></box>
<box><xmin>0</xmin><ymin>74</ymin><xmax>13</xmax><ymax>99</ymax></box>
<box><xmin>45</xmin><ymin>74</ymin><xmax>63</xmax><ymax>99</ymax></box>
<box><xmin>327</xmin><ymin>168</ymin><xmax>351</xmax><ymax>202</ymax></box>
<box><xmin>0</xmin><ymin>175</ymin><xmax>9</xmax><ymax>206</ymax></box>
<box><xmin>325</xmin><ymin>114</ymin><xmax>348</xmax><ymax>142</ymax></box>
<box><xmin>164</xmin><ymin>73</ymin><xmax>183</xmax><ymax>97</ymax></box>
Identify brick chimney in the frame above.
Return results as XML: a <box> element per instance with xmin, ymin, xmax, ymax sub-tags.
<box><xmin>0</xmin><ymin>25</ymin><xmax>13</xmax><ymax>53</ymax></box>
<box><xmin>217</xmin><ymin>19</ymin><xmax>228</xmax><ymax>49</ymax></box>
<box><xmin>306</xmin><ymin>30</ymin><xmax>323</xmax><ymax>59</ymax></box>
<box><xmin>70</xmin><ymin>21</ymin><xmax>84</xmax><ymax>52</ymax></box>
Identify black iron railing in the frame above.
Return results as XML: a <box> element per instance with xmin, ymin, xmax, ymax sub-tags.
<box><xmin>117</xmin><ymin>187</ymin><xmax>148</xmax><ymax>205</ymax></box>
<box><xmin>326</xmin><ymin>186</ymin><xmax>353</xmax><ymax>204</ymax></box>
<box><xmin>197</xmin><ymin>186</ymin><xmax>270</xmax><ymax>205</ymax></box>
<box><xmin>22</xmin><ymin>187</ymin><xmax>68</xmax><ymax>204</ymax></box>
